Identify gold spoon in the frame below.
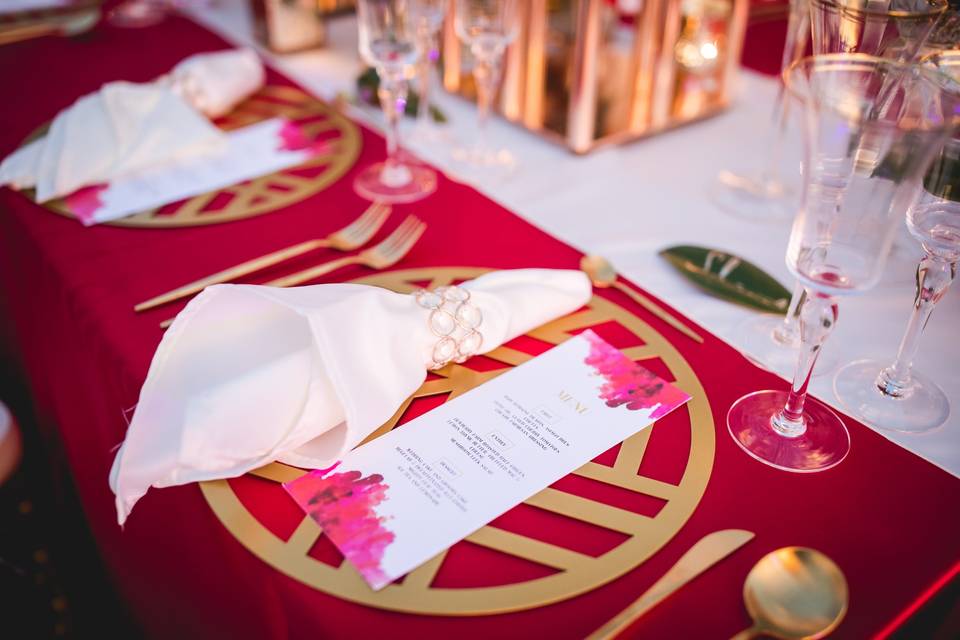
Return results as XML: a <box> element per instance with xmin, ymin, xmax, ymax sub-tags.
<box><xmin>579</xmin><ymin>255</ymin><xmax>703</xmax><ymax>344</ymax></box>
<box><xmin>732</xmin><ymin>547</ymin><xmax>848</xmax><ymax>640</ymax></box>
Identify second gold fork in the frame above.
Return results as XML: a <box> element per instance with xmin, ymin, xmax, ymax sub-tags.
<box><xmin>134</xmin><ymin>202</ymin><xmax>392</xmax><ymax>313</ymax></box>
<box><xmin>158</xmin><ymin>215</ymin><xmax>427</xmax><ymax>328</ymax></box>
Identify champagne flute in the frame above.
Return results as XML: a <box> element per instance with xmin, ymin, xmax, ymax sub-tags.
<box><xmin>712</xmin><ymin>0</ymin><xmax>810</xmax><ymax>223</ymax></box>
<box><xmin>410</xmin><ymin>0</ymin><xmax>450</xmax><ymax>142</ymax></box>
<box><xmin>834</xmin><ymin>49</ymin><xmax>960</xmax><ymax>433</ymax></box>
<box><xmin>727</xmin><ymin>54</ymin><xmax>960</xmax><ymax>473</ymax></box>
<box><xmin>452</xmin><ymin>0</ymin><xmax>520</xmax><ymax>169</ymax></box>
<box><xmin>355</xmin><ymin>0</ymin><xmax>438</xmax><ymax>204</ymax></box>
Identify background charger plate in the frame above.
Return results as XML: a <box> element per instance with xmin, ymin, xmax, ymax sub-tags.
<box><xmin>35</xmin><ymin>84</ymin><xmax>361</xmax><ymax>228</ymax></box>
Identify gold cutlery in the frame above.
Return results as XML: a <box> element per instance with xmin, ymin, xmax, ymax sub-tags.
<box><xmin>0</xmin><ymin>8</ymin><xmax>100</xmax><ymax>47</ymax></box>
<box><xmin>732</xmin><ymin>547</ymin><xmax>847</xmax><ymax>640</ymax></box>
<box><xmin>158</xmin><ymin>214</ymin><xmax>426</xmax><ymax>328</ymax></box>
<box><xmin>580</xmin><ymin>254</ymin><xmax>704</xmax><ymax>344</ymax></box>
<box><xmin>588</xmin><ymin>529</ymin><xmax>755</xmax><ymax>639</ymax></box>
<box><xmin>135</xmin><ymin>202</ymin><xmax>391</xmax><ymax>312</ymax></box>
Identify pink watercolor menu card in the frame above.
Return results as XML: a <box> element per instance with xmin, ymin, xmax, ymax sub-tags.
<box><xmin>63</xmin><ymin>118</ymin><xmax>328</xmax><ymax>226</ymax></box>
<box><xmin>283</xmin><ymin>331</ymin><xmax>691</xmax><ymax>591</ymax></box>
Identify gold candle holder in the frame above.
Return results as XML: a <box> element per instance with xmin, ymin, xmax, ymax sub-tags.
<box><xmin>442</xmin><ymin>0</ymin><xmax>748</xmax><ymax>154</ymax></box>
<box><xmin>252</xmin><ymin>0</ymin><xmax>357</xmax><ymax>54</ymax></box>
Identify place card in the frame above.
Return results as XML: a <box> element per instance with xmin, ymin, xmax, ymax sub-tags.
<box><xmin>62</xmin><ymin>117</ymin><xmax>329</xmax><ymax>226</ymax></box>
<box><xmin>283</xmin><ymin>330</ymin><xmax>691</xmax><ymax>591</ymax></box>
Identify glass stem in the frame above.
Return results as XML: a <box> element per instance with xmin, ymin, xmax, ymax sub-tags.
<box><xmin>876</xmin><ymin>255</ymin><xmax>956</xmax><ymax>398</ymax></box>
<box><xmin>472</xmin><ymin>53</ymin><xmax>501</xmax><ymax>152</ymax></box>
<box><xmin>758</xmin><ymin>0</ymin><xmax>808</xmax><ymax>191</ymax></box>
<box><xmin>416</xmin><ymin>31</ymin><xmax>439</xmax><ymax>126</ymax></box>
<box><xmin>772</xmin><ymin>290</ymin><xmax>837</xmax><ymax>437</ymax></box>
<box><xmin>772</xmin><ymin>282</ymin><xmax>806</xmax><ymax>346</ymax></box>
<box><xmin>377</xmin><ymin>73</ymin><xmax>411</xmax><ymax>187</ymax></box>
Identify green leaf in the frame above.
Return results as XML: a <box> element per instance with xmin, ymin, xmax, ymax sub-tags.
<box><xmin>659</xmin><ymin>245</ymin><xmax>792</xmax><ymax>314</ymax></box>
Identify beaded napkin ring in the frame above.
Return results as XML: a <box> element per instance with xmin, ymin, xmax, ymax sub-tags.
<box><xmin>413</xmin><ymin>285</ymin><xmax>483</xmax><ymax>370</ymax></box>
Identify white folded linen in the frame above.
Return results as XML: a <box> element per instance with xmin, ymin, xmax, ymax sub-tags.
<box><xmin>3</xmin><ymin>83</ymin><xmax>224</xmax><ymax>203</ymax></box>
<box><xmin>0</xmin><ymin>49</ymin><xmax>265</xmax><ymax>203</ymax></box>
<box><xmin>165</xmin><ymin>48</ymin><xmax>266</xmax><ymax>119</ymax></box>
<box><xmin>109</xmin><ymin>269</ymin><xmax>591</xmax><ymax>525</ymax></box>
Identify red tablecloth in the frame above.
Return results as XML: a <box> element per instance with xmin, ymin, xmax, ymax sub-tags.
<box><xmin>1</xmin><ymin>12</ymin><xmax>958</xmax><ymax>640</ymax></box>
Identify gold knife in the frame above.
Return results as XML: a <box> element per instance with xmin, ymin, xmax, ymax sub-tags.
<box><xmin>587</xmin><ymin>529</ymin><xmax>755</xmax><ymax>640</ymax></box>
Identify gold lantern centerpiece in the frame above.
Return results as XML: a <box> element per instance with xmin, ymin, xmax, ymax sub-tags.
<box><xmin>441</xmin><ymin>0</ymin><xmax>748</xmax><ymax>153</ymax></box>
<box><xmin>252</xmin><ymin>0</ymin><xmax>357</xmax><ymax>53</ymax></box>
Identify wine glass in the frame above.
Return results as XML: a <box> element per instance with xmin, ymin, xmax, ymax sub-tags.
<box><xmin>833</xmin><ymin>49</ymin><xmax>960</xmax><ymax>433</ymax></box>
<box><xmin>712</xmin><ymin>0</ymin><xmax>810</xmax><ymax>223</ymax></box>
<box><xmin>727</xmin><ymin>54</ymin><xmax>960</xmax><ymax>473</ymax></box>
<box><xmin>735</xmin><ymin>0</ymin><xmax>948</xmax><ymax>377</ymax></box>
<box><xmin>452</xmin><ymin>0</ymin><xmax>520</xmax><ymax>169</ymax></box>
<box><xmin>410</xmin><ymin>0</ymin><xmax>450</xmax><ymax>142</ymax></box>
<box><xmin>809</xmin><ymin>0</ymin><xmax>947</xmax><ymax>62</ymax></box>
<box><xmin>355</xmin><ymin>0</ymin><xmax>438</xmax><ymax>203</ymax></box>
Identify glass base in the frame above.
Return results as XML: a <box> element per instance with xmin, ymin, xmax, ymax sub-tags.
<box><xmin>410</xmin><ymin>118</ymin><xmax>452</xmax><ymax>146</ymax></box>
<box><xmin>736</xmin><ymin>314</ymin><xmax>839</xmax><ymax>379</ymax></box>
<box><xmin>452</xmin><ymin>143</ymin><xmax>516</xmax><ymax>171</ymax></box>
<box><xmin>353</xmin><ymin>162</ymin><xmax>436</xmax><ymax>204</ymax></box>
<box><xmin>833</xmin><ymin>359</ymin><xmax>950</xmax><ymax>434</ymax></box>
<box><xmin>108</xmin><ymin>0</ymin><xmax>169</xmax><ymax>27</ymax></box>
<box><xmin>711</xmin><ymin>170</ymin><xmax>795</xmax><ymax>224</ymax></box>
<box><xmin>727</xmin><ymin>390</ymin><xmax>850</xmax><ymax>473</ymax></box>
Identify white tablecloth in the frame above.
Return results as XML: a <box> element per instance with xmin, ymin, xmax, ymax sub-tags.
<box><xmin>187</xmin><ymin>3</ymin><xmax>959</xmax><ymax>478</ymax></box>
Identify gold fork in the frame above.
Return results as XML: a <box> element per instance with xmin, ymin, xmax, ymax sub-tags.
<box><xmin>157</xmin><ymin>215</ymin><xmax>427</xmax><ymax>328</ymax></box>
<box><xmin>134</xmin><ymin>202</ymin><xmax>392</xmax><ymax>313</ymax></box>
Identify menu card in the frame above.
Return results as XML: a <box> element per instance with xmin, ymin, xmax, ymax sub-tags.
<box><xmin>283</xmin><ymin>330</ymin><xmax>691</xmax><ymax>590</ymax></box>
<box><xmin>62</xmin><ymin>118</ymin><xmax>329</xmax><ymax>226</ymax></box>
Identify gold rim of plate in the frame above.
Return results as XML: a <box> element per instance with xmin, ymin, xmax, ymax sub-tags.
<box><xmin>199</xmin><ymin>267</ymin><xmax>716</xmax><ymax>616</ymax></box>
<box><xmin>33</xmin><ymin>85</ymin><xmax>362</xmax><ymax>228</ymax></box>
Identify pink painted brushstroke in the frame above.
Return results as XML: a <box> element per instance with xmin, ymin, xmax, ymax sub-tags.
<box><xmin>276</xmin><ymin>120</ymin><xmax>332</xmax><ymax>157</ymax></box>
<box><xmin>63</xmin><ymin>183</ymin><xmax>108</xmax><ymax>225</ymax></box>
<box><xmin>582</xmin><ymin>330</ymin><xmax>690</xmax><ymax>419</ymax></box>
<box><xmin>284</xmin><ymin>468</ymin><xmax>395</xmax><ymax>589</ymax></box>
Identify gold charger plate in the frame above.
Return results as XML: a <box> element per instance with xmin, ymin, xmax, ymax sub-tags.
<box><xmin>200</xmin><ymin>267</ymin><xmax>715</xmax><ymax>615</ymax></box>
<box><xmin>40</xmin><ymin>85</ymin><xmax>361</xmax><ymax>228</ymax></box>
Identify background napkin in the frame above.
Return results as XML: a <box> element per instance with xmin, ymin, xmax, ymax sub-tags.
<box><xmin>165</xmin><ymin>48</ymin><xmax>265</xmax><ymax>119</ymax></box>
<box><xmin>109</xmin><ymin>269</ymin><xmax>592</xmax><ymax>525</ymax></box>
<box><xmin>0</xmin><ymin>48</ymin><xmax>264</xmax><ymax>203</ymax></box>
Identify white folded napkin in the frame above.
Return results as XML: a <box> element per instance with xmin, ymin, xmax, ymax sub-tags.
<box><xmin>0</xmin><ymin>49</ymin><xmax>265</xmax><ymax>203</ymax></box>
<box><xmin>165</xmin><ymin>48</ymin><xmax>266</xmax><ymax>119</ymax></box>
<box><xmin>109</xmin><ymin>269</ymin><xmax>591</xmax><ymax>525</ymax></box>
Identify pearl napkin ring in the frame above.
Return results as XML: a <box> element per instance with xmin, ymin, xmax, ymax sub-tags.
<box><xmin>413</xmin><ymin>286</ymin><xmax>483</xmax><ymax>370</ymax></box>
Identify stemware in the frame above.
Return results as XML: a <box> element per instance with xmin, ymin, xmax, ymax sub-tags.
<box><xmin>712</xmin><ymin>0</ymin><xmax>810</xmax><ymax>223</ymax></box>
<box><xmin>355</xmin><ymin>0</ymin><xmax>438</xmax><ymax>203</ymax></box>
<box><xmin>809</xmin><ymin>0</ymin><xmax>947</xmax><ymax>62</ymax></box>
<box><xmin>410</xmin><ymin>0</ymin><xmax>450</xmax><ymax>142</ymax></box>
<box><xmin>736</xmin><ymin>0</ymin><xmax>948</xmax><ymax>376</ymax></box>
<box><xmin>811</xmin><ymin>0</ymin><xmax>949</xmax><ymax>278</ymax></box>
<box><xmin>452</xmin><ymin>0</ymin><xmax>520</xmax><ymax>169</ymax></box>
<box><xmin>834</xmin><ymin>50</ymin><xmax>960</xmax><ymax>433</ymax></box>
<box><xmin>727</xmin><ymin>54</ymin><xmax>960</xmax><ymax>473</ymax></box>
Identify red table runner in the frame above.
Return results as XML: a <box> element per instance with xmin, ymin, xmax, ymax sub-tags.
<box><xmin>1</xmin><ymin>12</ymin><xmax>958</xmax><ymax>640</ymax></box>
